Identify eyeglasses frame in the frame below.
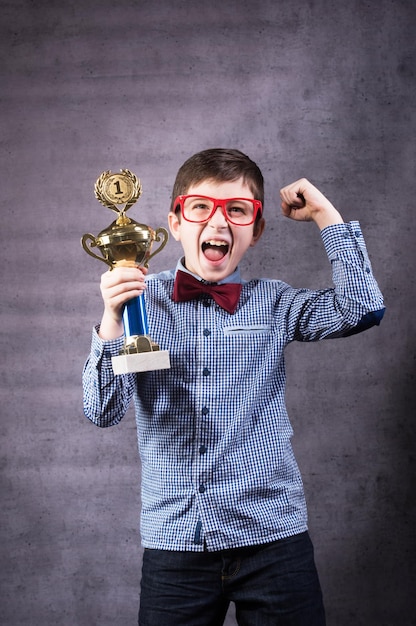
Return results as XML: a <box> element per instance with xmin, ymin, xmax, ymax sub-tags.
<box><xmin>173</xmin><ymin>194</ymin><xmax>263</xmax><ymax>226</ymax></box>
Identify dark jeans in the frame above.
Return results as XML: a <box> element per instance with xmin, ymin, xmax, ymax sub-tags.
<box><xmin>138</xmin><ymin>531</ymin><xmax>326</xmax><ymax>626</ymax></box>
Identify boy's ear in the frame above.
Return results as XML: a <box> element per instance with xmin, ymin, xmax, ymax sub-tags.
<box><xmin>251</xmin><ymin>217</ymin><xmax>265</xmax><ymax>246</ymax></box>
<box><xmin>168</xmin><ymin>211</ymin><xmax>181</xmax><ymax>241</ymax></box>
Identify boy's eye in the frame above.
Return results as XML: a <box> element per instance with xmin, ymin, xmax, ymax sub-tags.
<box><xmin>227</xmin><ymin>202</ymin><xmax>249</xmax><ymax>215</ymax></box>
<box><xmin>190</xmin><ymin>201</ymin><xmax>211</xmax><ymax>211</ymax></box>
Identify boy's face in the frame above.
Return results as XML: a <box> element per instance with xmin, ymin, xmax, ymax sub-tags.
<box><xmin>168</xmin><ymin>177</ymin><xmax>264</xmax><ymax>283</ymax></box>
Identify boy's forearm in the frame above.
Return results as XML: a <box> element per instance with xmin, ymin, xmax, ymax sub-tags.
<box><xmin>83</xmin><ymin>326</ymin><xmax>133</xmax><ymax>427</ymax></box>
<box><xmin>98</xmin><ymin>310</ymin><xmax>124</xmax><ymax>340</ymax></box>
<box><xmin>312</xmin><ymin>206</ymin><xmax>344</xmax><ymax>231</ymax></box>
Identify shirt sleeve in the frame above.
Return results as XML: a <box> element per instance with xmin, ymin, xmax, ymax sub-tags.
<box><xmin>82</xmin><ymin>326</ymin><xmax>136</xmax><ymax>427</ymax></box>
<box><xmin>285</xmin><ymin>221</ymin><xmax>385</xmax><ymax>342</ymax></box>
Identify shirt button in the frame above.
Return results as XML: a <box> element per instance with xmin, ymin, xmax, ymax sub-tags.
<box><xmin>199</xmin><ymin>445</ymin><xmax>207</xmax><ymax>455</ymax></box>
<box><xmin>203</xmin><ymin>328</ymin><xmax>211</xmax><ymax>336</ymax></box>
<box><xmin>202</xmin><ymin>407</ymin><xmax>209</xmax><ymax>416</ymax></box>
<box><xmin>203</xmin><ymin>368</ymin><xmax>210</xmax><ymax>376</ymax></box>
<box><xmin>343</xmin><ymin>231</ymin><xmax>350</xmax><ymax>239</ymax></box>
<box><xmin>199</xmin><ymin>484</ymin><xmax>206</xmax><ymax>493</ymax></box>
<box><xmin>355</xmin><ymin>230</ymin><xmax>361</xmax><ymax>237</ymax></box>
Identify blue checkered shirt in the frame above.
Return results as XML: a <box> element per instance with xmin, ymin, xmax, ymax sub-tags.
<box><xmin>83</xmin><ymin>222</ymin><xmax>384</xmax><ymax>551</ymax></box>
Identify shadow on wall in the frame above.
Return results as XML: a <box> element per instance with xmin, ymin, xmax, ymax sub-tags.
<box><xmin>291</xmin><ymin>331</ymin><xmax>415</xmax><ymax>625</ymax></box>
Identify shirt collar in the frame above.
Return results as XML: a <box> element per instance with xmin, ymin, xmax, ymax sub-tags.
<box><xmin>175</xmin><ymin>257</ymin><xmax>242</xmax><ymax>285</ymax></box>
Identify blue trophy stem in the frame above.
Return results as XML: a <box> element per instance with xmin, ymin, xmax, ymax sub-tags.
<box><xmin>122</xmin><ymin>295</ymin><xmax>149</xmax><ymax>338</ymax></box>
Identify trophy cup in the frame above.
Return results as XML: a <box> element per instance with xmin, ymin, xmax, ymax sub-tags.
<box><xmin>81</xmin><ymin>169</ymin><xmax>170</xmax><ymax>374</ymax></box>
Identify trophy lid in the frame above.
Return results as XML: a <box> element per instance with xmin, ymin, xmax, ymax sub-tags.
<box><xmin>96</xmin><ymin>217</ymin><xmax>154</xmax><ymax>247</ymax></box>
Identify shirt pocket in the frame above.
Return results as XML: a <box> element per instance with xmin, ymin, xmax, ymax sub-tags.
<box><xmin>223</xmin><ymin>324</ymin><xmax>271</xmax><ymax>336</ymax></box>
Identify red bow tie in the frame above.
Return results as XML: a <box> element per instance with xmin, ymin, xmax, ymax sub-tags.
<box><xmin>172</xmin><ymin>270</ymin><xmax>242</xmax><ymax>314</ymax></box>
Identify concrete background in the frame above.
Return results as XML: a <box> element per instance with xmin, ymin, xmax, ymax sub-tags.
<box><xmin>1</xmin><ymin>0</ymin><xmax>415</xmax><ymax>624</ymax></box>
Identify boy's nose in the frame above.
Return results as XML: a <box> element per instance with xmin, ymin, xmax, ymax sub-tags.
<box><xmin>208</xmin><ymin>205</ymin><xmax>228</xmax><ymax>227</ymax></box>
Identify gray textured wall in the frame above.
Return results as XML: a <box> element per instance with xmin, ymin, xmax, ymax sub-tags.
<box><xmin>1</xmin><ymin>1</ymin><xmax>415</xmax><ymax>624</ymax></box>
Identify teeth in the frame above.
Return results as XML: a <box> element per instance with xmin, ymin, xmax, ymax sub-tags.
<box><xmin>205</xmin><ymin>240</ymin><xmax>228</xmax><ymax>247</ymax></box>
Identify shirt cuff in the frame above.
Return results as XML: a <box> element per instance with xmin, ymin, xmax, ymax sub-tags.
<box><xmin>321</xmin><ymin>221</ymin><xmax>365</xmax><ymax>257</ymax></box>
<box><xmin>89</xmin><ymin>325</ymin><xmax>125</xmax><ymax>369</ymax></box>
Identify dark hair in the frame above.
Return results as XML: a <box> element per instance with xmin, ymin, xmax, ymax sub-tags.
<box><xmin>170</xmin><ymin>148</ymin><xmax>264</xmax><ymax>212</ymax></box>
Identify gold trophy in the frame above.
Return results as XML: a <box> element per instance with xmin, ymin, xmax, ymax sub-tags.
<box><xmin>82</xmin><ymin>169</ymin><xmax>170</xmax><ymax>374</ymax></box>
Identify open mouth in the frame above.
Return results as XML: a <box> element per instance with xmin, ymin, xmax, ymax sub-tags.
<box><xmin>202</xmin><ymin>240</ymin><xmax>230</xmax><ymax>262</ymax></box>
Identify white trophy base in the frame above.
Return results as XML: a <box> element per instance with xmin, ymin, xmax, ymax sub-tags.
<box><xmin>112</xmin><ymin>350</ymin><xmax>170</xmax><ymax>374</ymax></box>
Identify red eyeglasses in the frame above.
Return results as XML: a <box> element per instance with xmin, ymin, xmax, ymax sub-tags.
<box><xmin>174</xmin><ymin>195</ymin><xmax>263</xmax><ymax>226</ymax></box>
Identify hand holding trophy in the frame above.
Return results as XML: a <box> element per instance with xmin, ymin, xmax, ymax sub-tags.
<box><xmin>82</xmin><ymin>169</ymin><xmax>170</xmax><ymax>374</ymax></box>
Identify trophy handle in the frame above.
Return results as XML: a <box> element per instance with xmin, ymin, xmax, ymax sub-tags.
<box><xmin>145</xmin><ymin>227</ymin><xmax>169</xmax><ymax>267</ymax></box>
<box><xmin>81</xmin><ymin>233</ymin><xmax>113</xmax><ymax>268</ymax></box>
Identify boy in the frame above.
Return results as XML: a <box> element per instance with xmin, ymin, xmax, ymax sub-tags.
<box><xmin>83</xmin><ymin>148</ymin><xmax>385</xmax><ymax>625</ymax></box>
